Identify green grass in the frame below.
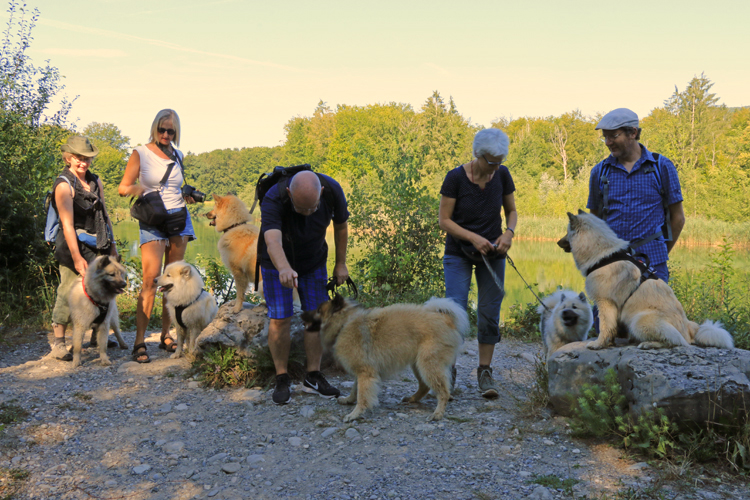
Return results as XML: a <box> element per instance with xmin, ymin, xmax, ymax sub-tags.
<box><xmin>0</xmin><ymin>403</ymin><xmax>27</xmax><ymax>425</ymax></box>
<box><xmin>530</xmin><ymin>474</ymin><xmax>580</xmax><ymax>495</ymax></box>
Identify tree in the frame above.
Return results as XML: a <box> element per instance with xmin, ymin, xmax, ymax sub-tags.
<box><xmin>0</xmin><ymin>0</ymin><xmax>73</xmax><ymax>320</ymax></box>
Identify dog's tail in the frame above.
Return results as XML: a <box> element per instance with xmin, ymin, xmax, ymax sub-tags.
<box><xmin>693</xmin><ymin>320</ymin><xmax>734</xmax><ymax>349</ymax></box>
<box><xmin>423</xmin><ymin>298</ymin><xmax>470</xmax><ymax>338</ymax></box>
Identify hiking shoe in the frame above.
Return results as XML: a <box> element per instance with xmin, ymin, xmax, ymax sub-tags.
<box><xmin>272</xmin><ymin>374</ymin><xmax>292</xmax><ymax>405</ymax></box>
<box><xmin>303</xmin><ymin>371</ymin><xmax>340</xmax><ymax>399</ymax></box>
<box><xmin>51</xmin><ymin>343</ymin><xmax>72</xmax><ymax>362</ymax></box>
<box><xmin>477</xmin><ymin>366</ymin><xmax>499</xmax><ymax>399</ymax></box>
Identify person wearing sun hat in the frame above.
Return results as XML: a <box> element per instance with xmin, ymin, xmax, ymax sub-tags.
<box><xmin>587</xmin><ymin>107</ymin><xmax>685</xmax><ymax>282</ymax></box>
<box><xmin>49</xmin><ymin>135</ymin><xmax>118</xmax><ymax>361</ymax></box>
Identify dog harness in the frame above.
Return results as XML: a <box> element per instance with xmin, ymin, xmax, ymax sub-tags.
<box><xmin>174</xmin><ymin>289</ymin><xmax>205</xmax><ymax>329</ymax></box>
<box><xmin>583</xmin><ymin>248</ymin><xmax>660</xmax><ymax>284</ymax></box>
<box><xmin>82</xmin><ymin>281</ymin><xmax>109</xmax><ymax>327</ymax></box>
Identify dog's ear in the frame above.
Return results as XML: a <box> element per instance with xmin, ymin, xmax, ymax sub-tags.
<box><xmin>577</xmin><ymin>208</ymin><xmax>586</xmax><ymax>215</ymax></box>
<box><xmin>181</xmin><ymin>264</ymin><xmax>192</xmax><ymax>278</ymax></box>
<box><xmin>578</xmin><ymin>292</ymin><xmax>587</xmax><ymax>302</ymax></box>
<box><xmin>331</xmin><ymin>292</ymin><xmax>346</xmax><ymax>312</ymax></box>
<box><xmin>114</xmin><ymin>254</ymin><xmax>122</xmax><ymax>264</ymax></box>
<box><xmin>559</xmin><ymin>293</ymin><xmax>566</xmax><ymax>302</ymax></box>
<box><xmin>98</xmin><ymin>255</ymin><xmax>110</xmax><ymax>268</ymax></box>
<box><xmin>557</xmin><ymin>236</ymin><xmax>571</xmax><ymax>253</ymax></box>
<box><xmin>212</xmin><ymin>194</ymin><xmax>221</xmax><ymax>202</ymax></box>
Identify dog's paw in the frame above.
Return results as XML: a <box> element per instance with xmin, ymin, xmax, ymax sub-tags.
<box><xmin>118</xmin><ymin>343</ymin><xmax>128</xmax><ymax>350</ymax></box>
<box><xmin>337</xmin><ymin>395</ymin><xmax>355</xmax><ymax>405</ymax></box>
<box><xmin>427</xmin><ymin>413</ymin><xmax>444</xmax><ymax>422</ymax></box>
<box><xmin>170</xmin><ymin>352</ymin><xmax>182</xmax><ymax>360</ymax></box>
<box><xmin>586</xmin><ymin>341</ymin><xmax>607</xmax><ymax>350</ymax></box>
<box><xmin>99</xmin><ymin>357</ymin><xmax>111</xmax><ymax>367</ymax></box>
<box><xmin>343</xmin><ymin>411</ymin><xmax>361</xmax><ymax>423</ymax></box>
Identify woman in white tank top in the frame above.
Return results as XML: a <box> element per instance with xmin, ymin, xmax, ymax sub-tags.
<box><xmin>118</xmin><ymin>109</ymin><xmax>197</xmax><ymax>363</ymax></box>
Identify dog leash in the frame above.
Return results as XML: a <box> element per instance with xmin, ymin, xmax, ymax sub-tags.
<box><xmin>500</xmin><ymin>254</ymin><xmax>551</xmax><ymax>312</ymax></box>
<box><xmin>325</xmin><ymin>276</ymin><xmax>358</xmax><ymax>300</ymax></box>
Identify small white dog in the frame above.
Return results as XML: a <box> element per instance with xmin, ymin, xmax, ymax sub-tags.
<box><xmin>155</xmin><ymin>261</ymin><xmax>218</xmax><ymax>358</ymax></box>
<box><xmin>538</xmin><ymin>289</ymin><xmax>593</xmax><ymax>361</ymax></box>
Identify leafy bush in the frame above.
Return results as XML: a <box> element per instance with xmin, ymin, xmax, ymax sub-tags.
<box><xmin>195</xmin><ymin>253</ymin><xmax>237</xmax><ymax>307</ymax></box>
<box><xmin>349</xmin><ymin>160</ymin><xmax>445</xmax><ymax>302</ymax></box>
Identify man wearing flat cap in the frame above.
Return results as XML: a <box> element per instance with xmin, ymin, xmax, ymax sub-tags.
<box><xmin>587</xmin><ymin>107</ymin><xmax>685</xmax><ymax>282</ymax></box>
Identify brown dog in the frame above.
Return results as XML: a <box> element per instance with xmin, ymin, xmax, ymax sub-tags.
<box><xmin>302</xmin><ymin>294</ymin><xmax>468</xmax><ymax>422</ymax></box>
<box><xmin>205</xmin><ymin>194</ymin><xmax>261</xmax><ymax>313</ymax></box>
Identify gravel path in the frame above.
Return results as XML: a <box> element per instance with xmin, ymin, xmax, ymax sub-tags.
<box><xmin>0</xmin><ymin>330</ymin><xmax>747</xmax><ymax>500</ymax></box>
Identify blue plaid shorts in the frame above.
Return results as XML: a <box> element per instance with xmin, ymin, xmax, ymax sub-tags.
<box><xmin>261</xmin><ymin>264</ymin><xmax>329</xmax><ymax>319</ymax></box>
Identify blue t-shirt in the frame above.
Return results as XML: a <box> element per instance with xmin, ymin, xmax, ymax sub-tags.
<box><xmin>440</xmin><ymin>164</ymin><xmax>515</xmax><ymax>257</ymax></box>
<box><xmin>586</xmin><ymin>144</ymin><xmax>682</xmax><ymax>266</ymax></box>
<box><xmin>258</xmin><ymin>173</ymin><xmax>349</xmax><ymax>275</ymax></box>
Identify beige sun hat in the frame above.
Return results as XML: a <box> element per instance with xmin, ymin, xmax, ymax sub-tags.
<box><xmin>61</xmin><ymin>136</ymin><xmax>99</xmax><ymax>157</ymax></box>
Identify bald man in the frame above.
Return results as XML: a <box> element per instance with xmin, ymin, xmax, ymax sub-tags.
<box><xmin>258</xmin><ymin>170</ymin><xmax>350</xmax><ymax>405</ymax></box>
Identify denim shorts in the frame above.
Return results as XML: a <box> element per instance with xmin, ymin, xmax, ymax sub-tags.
<box><xmin>139</xmin><ymin>208</ymin><xmax>196</xmax><ymax>246</ymax></box>
<box><xmin>261</xmin><ymin>264</ymin><xmax>328</xmax><ymax>319</ymax></box>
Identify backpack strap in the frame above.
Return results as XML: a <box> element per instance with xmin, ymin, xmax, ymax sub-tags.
<box><xmin>599</xmin><ymin>163</ymin><xmax>610</xmax><ymax>222</ymax></box>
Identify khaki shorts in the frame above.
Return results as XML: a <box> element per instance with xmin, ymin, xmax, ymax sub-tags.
<box><xmin>51</xmin><ymin>266</ymin><xmax>78</xmax><ymax>326</ymax></box>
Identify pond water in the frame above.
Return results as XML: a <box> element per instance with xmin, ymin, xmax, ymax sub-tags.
<box><xmin>114</xmin><ymin>219</ymin><xmax>750</xmax><ymax>321</ymax></box>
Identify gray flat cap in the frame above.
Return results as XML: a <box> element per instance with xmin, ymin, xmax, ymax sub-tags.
<box><xmin>595</xmin><ymin>108</ymin><xmax>639</xmax><ymax>130</ymax></box>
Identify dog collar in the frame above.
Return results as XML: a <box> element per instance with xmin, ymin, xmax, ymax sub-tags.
<box><xmin>82</xmin><ymin>281</ymin><xmax>110</xmax><ymax>326</ymax></box>
<box><xmin>222</xmin><ymin>222</ymin><xmax>248</xmax><ymax>233</ymax></box>
<box><xmin>174</xmin><ymin>289</ymin><xmax>204</xmax><ymax>329</ymax></box>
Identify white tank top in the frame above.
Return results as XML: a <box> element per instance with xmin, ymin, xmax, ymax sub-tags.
<box><xmin>135</xmin><ymin>145</ymin><xmax>185</xmax><ymax>210</ymax></box>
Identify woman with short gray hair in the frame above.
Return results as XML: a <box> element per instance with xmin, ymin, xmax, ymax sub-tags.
<box><xmin>438</xmin><ymin>127</ymin><xmax>517</xmax><ymax>398</ymax></box>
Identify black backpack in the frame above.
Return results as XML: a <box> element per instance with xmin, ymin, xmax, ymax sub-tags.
<box><xmin>249</xmin><ymin>164</ymin><xmax>335</xmax><ymax>214</ymax></box>
<box><xmin>250</xmin><ymin>164</ymin><xmax>336</xmax><ymax>292</ymax></box>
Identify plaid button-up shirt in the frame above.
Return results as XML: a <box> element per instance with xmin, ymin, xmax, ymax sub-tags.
<box><xmin>587</xmin><ymin>145</ymin><xmax>683</xmax><ymax>266</ymax></box>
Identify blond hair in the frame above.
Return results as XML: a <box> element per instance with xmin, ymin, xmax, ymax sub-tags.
<box><xmin>148</xmin><ymin>109</ymin><xmax>181</xmax><ymax>147</ymax></box>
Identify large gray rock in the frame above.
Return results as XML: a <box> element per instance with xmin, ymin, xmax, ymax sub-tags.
<box><xmin>196</xmin><ymin>302</ymin><xmax>307</xmax><ymax>357</ymax></box>
<box><xmin>548</xmin><ymin>341</ymin><xmax>750</xmax><ymax>423</ymax></box>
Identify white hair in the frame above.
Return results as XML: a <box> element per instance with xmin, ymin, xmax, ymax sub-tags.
<box><xmin>473</xmin><ymin>128</ymin><xmax>509</xmax><ymax>161</ymax></box>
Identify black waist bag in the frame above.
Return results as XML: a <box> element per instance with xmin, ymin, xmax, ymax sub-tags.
<box><xmin>164</xmin><ymin>207</ymin><xmax>187</xmax><ymax>236</ymax></box>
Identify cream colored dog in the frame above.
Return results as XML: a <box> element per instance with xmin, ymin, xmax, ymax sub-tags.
<box><xmin>302</xmin><ymin>294</ymin><xmax>468</xmax><ymax>422</ymax></box>
<box><xmin>558</xmin><ymin>210</ymin><xmax>733</xmax><ymax>350</ymax></box>
<box><xmin>155</xmin><ymin>261</ymin><xmax>218</xmax><ymax>358</ymax></box>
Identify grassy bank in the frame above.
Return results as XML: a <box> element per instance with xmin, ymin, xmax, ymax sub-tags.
<box><xmin>517</xmin><ymin>216</ymin><xmax>750</xmax><ymax>247</ymax></box>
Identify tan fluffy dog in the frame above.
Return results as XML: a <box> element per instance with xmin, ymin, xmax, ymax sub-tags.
<box><xmin>558</xmin><ymin>210</ymin><xmax>733</xmax><ymax>350</ymax></box>
<box><xmin>155</xmin><ymin>261</ymin><xmax>218</xmax><ymax>358</ymax></box>
<box><xmin>301</xmin><ymin>294</ymin><xmax>468</xmax><ymax>422</ymax></box>
<box><xmin>205</xmin><ymin>194</ymin><xmax>260</xmax><ymax>313</ymax></box>
<box><xmin>68</xmin><ymin>255</ymin><xmax>128</xmax><ymax>368</ymax></box>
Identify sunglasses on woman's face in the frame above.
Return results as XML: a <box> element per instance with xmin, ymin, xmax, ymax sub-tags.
<box><xmin>158</xmin><ymin>127</ymin><xmax>176</xmax><ymax>136</ymax></box>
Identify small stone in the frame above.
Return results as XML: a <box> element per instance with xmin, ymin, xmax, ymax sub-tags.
<box><xmin>542</xmin><ymin>439</ymin><xmax>555</xmax><ymax>446</ymax></box>
<box><xmin>207</xmin><ymin>488</ymin><xmax>220</xmax><ymax>497</ymax></box>
<box><xmin>105</xmin><ymin>480</ymin><xmax>117</xmax><ymax>487</ymax></box>
<box><xmin>208</xmin><ymin>453</ymin><xmax>228</xmax><ymax>463</ymax></box>
<box><xmin>246</xmin><ymin>455</ymin><xmax>265</xmax><ymax>466</ymax></box>
<box><xmin>519</xmin><ymin>471</ymin><xmax>532</xmax><ymax>478</ymax></box>
<box><xmin>415</xmin><ymin>424</ymin><xmax>435</xmax><ymax>432</ymax></box>
<box><xmin>163</xmin><ymin>441</ymin><xmax>184</xmax><ymax>453</ymax></box>
<box><xmin>499</xmin><ymin>446</ymin><xmax>513</xmax><ymax>454</ymax></box>
<box><xmin>222</xmin><ymin>463</ymin><xmax>241</xmax><ymax>474</ymax></box>
<box><xmin>175</xmin><ymin>403</ymin><xmax>189</xmax><ymax>411</ymax></box>
<box><xmin>628</xmin><ymin>462</ymin><xmax>649</xmax><ymax>470</ymax></box>
<box><xmin>371</xmin><ymin>429</ymin><xmax>380</xmax><ymax>437</ymax></box>
<box><xmin>345</xmin><ymin>428</ymin><xmax>360</xmax><ymax>440</ymax></box>
<box><xmin>240</xmin><ymin>389</ymin><xmax>263</xmax><ymax>402</ymax></box>
<box><xmin>528</xmin><ymin>485</ymin><xmax>554</xmax><ymax>500</ymax></box>
<box><xmin>395</xmin><ymin>413</ymin><xmax>407</xmax><ymax>419</ymax></box>
<box><xmin>158</xmin><ymin>403</ymin><xmax>172</xmax><ymax>413</ymax></box>
<box><xmin>132</xmin><ymin>465</ymin><xmax>151</xmax><ymax>475</ymax></box>
<box><xmin>188</xmin><ymin>381</ymin><xmax>200</xmax><ymax>389</ymax></box>
<box><xmin>300</xmin><ymin>406</ymin><xmax>315</xmax><ymax>418</ymax></box>
<box><xmin>321</xmin><ymin>427</ymin><xmax>338</xmax><ymax>438</ymax></box>
<box><xmin>572</xmin><ymin>448</ymin><xmax>581</xmax><ymax>454</ymax></box>
<box><xmin>289</xmin><ymin>437</ymin><xmax>302</xmax><ymax>447</ymax></box>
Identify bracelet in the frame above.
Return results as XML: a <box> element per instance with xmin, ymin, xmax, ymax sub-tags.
<box><xmin>506</xmin><ymin>227</ymin><xmax>515</xmax><ymax>235</ymax></box>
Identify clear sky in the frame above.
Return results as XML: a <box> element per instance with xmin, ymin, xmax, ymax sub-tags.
<box><xmin>13</xmin><ymin>0</ymin><xmax>750</xmax><ymax>154</ymax></box>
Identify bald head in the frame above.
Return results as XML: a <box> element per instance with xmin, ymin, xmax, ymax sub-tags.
<box><xmin>288</xmin><ymin>171</ymin><xmax>323</xmax><ymax>215</ymax></box>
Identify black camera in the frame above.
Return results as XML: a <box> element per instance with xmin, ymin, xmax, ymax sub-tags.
<box><xmin>182</xmin><ymin>185</ymin><xmax>205</xmax><ymax>203</ymax></box>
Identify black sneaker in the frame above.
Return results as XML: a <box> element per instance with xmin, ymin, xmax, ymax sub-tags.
<box><xmin>272</xmin><ymin>374</ymin><xmax>292</xmax><ymax>405</ymax></box>
<box><xmin>303</xmin><ymin>371</ymin><xmax>340</xmax><ymax>399</ymax></box>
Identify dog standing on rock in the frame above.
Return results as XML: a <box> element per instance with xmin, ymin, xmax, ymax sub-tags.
<box><xmin>155</xmin><ymin>261</ymin><xmax>218</xmax><ymax>358</ymax></box>
<box><xmin>68</xmin><ymin>255</ymin><xmax>128</xmax><ymax>368</ymax></box>
<box><xmin>302</xmin><ymin>294</ymin><xmax>468</xmax><ymax>422</ymax></box>
<box><xmin>558</xmin><ymin>210</ymin><xmax>733</xmax><ymax>350</ymax></box>
<box><xmin>205</xmin><ymin>194</ymin><xmax>261</xmax><ymax>313</ymax></box>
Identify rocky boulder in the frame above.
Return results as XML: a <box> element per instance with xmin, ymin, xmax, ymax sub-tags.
<box><xmin>195</xmin><ymin>302</ymin><xmax>307</xmax><ymax>357</ymax></box>
<box><xmin>548</xmin><ymin>341</ymin><xmax>750</xmax><ymax>423</ymax></box>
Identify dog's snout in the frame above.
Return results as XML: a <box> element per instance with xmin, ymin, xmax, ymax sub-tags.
<box><xmin>561</xmin><ymin>309</ymin><xmax>579</xmax><ymax>325</ymax></box>
<box><xmin>153</xmin><ymin>277</ymin><xmax>159</xmax><ymax>284</ymax></box>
